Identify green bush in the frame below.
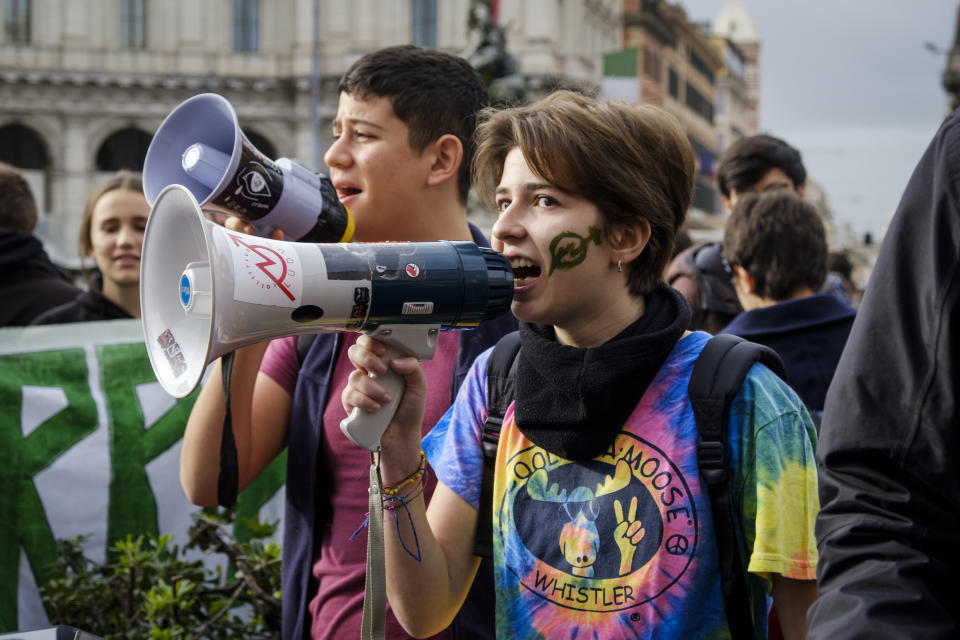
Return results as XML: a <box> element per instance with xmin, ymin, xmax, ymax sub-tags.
<box><xmin>40</xmin><ymin>508</ymin><xmax>281</xmax><ymax>639</ymax></box>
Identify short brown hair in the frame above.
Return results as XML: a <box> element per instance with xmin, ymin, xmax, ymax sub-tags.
<box><xmin>0</xmin><ymin>162</ymin><xmax>38</xmax><ymax>232</ymax></box>
<box><xmin>723</xmin><ymin>190</ymin><xmax>827</xmax><ymax>300</ymax></box>
<box><xmin>338</xmin><ymin>45</ymin><xmax>489</xmax><ymax>205</ymax></box>
<box><xmin>472</xmin><ymin>90</ymin><xmax>696</xmax><ymax>296</ymax></box>
<box><xmin>79</xmin><ymin>170</ymin><xmax>144</xmax><ymax>255</ymax></box>
<box><xmin>716</xmin><ymin>134</ymin><xmax>806</xmax><ymax>199</ymax></box>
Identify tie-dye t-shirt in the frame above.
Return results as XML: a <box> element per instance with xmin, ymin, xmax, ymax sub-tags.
<box><xmin>423</xmin><ymin>331</ymin><xmax>818</xmax><ymax>639</ymax></box>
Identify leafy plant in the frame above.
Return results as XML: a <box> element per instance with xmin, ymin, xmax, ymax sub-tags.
<box><xmin>40</xmin><ymin>508</ymin><xmax>281</xmax><ymax>639</ymax></box>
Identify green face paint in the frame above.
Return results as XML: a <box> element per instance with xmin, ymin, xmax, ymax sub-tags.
<box><xmin>548</xmin><ymin>226</ymin><xmax>602</xmax><ymax>275</ymax></box>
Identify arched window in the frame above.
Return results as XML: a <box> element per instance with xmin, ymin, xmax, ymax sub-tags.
<box><xmin>96</xmin><ymin>128</ymin><xmax>152</xmax><ymax>171</ymax></box>
<box><xmin>0</xmin><ymin>123</ymin><xmax>48</xmax><ymax>169</ymax></box>
<box><xmin>0</xmin><ymin>123</ymin><xmax>49</xmax><ymax>212</ymax></box>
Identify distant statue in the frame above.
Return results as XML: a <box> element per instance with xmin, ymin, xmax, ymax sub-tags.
<box><xmin>462</xmin><ymin>1</ymin><xmax>525</xmax><ymax>104</ymax></box>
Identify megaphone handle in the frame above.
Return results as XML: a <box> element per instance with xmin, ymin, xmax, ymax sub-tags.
<box><xmin>340</xmin><ymin>344</ymin><xmax>409</xmax><ymax>452</ymax></box>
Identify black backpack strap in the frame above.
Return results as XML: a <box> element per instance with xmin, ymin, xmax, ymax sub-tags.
<box><xmin>297</xmin><ymin>333</ymin><xmax>318</xmax><ymax>366</ymax></box>
<box><xmin>217</xmin><ymin>334</ymin><xmax>319</xmax><ymax>508</ymax></box>
<box><xmin>216</xmin><ymin>352</ymin><xmax>239</xmax><ymax>508</ymax></box>
<box><xmin>474</xmin><ymin>331</ymin><xmax>521</xmax><ymax>558</ymax></box>
<box><xmin>688</xmin><ymin>333</ymin><xmax>785</xmax><ymax>640</ymax></box>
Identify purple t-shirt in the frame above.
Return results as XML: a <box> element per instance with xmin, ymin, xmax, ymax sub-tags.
<box><xmin>261</xmin><ymin>332</ymin><xmax>460</xmax><ymax>640</ymax></box>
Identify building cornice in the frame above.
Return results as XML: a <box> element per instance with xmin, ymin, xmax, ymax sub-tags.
<box><xmin>0</xmin><ymin>68</ymin><xmax>299</xmax><ymax>93</ymax></box>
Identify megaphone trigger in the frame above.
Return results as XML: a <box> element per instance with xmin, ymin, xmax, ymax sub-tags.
<box><xmin>339</xmin><ymin>325</ymin><xmax>441</xmax><ymax>451</ymax></box>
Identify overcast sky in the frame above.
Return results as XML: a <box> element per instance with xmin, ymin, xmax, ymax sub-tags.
<box><xmin>679</xmin><ymin>0</ymin><xmax>956</xmax><ymax>242</ymax></box>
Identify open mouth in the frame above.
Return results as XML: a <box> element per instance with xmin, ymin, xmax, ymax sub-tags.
<box><xmin>336</xmin><ymin>186</ymin><xmax>361</xmax><ymax>200</ymax></box>
<box><xmin>510</xmin><ymin>257</ymin><xmax>541</xmax><ymax>285</ymax></box>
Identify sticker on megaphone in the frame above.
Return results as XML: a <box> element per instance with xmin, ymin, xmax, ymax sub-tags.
<box><xmin>144</xmin><ymin>93</ymin><xmax>354</xmax><ymax>243</ymax></box>
<box><xmin>141</xmin><ymin>185</ymin><xmax>513</xmax><ymax>450</ymax></box>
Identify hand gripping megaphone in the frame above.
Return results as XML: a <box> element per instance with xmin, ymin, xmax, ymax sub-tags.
<box><xmin>143</xmin><ymin>93</ymin><xmax>354</xmax><ymax>243</ymax></box>
<box><xmin>141</xmin><ymin>185</ymin><xmax>513</xmax><ymax>451</ymax></box>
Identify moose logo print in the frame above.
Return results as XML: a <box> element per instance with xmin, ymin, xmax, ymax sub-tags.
<box><xmin>496</xmin><ymin>431</ymin><xmax>698</xmax><ymax>613</ymax></box>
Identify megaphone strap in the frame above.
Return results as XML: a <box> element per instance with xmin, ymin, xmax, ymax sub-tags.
<box><xmin>363</xmin><ymin>455</ymin><xmax>387</xmax><ymax>640</ymax></box>
<box><xmin>217</xmin><ymin>352</ymin><xmax>240</xmax><ymax>508</ymax></box>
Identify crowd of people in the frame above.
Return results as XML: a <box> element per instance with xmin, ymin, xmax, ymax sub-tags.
<box><xmin>2</xmin><ymin>42</ymin><xmax>958</xmax><ymax>640</ymax></box>
<box><xmin>32</xmin><ymin>170</ymin><xmax>150</xmax><ymax>324</ymax></box>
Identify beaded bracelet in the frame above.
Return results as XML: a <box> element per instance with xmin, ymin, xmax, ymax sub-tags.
<box><xmin>382</xmin><ymin>451</ymin><xmax>427</xmax><ymax>497</ymax></box>
<box><xmin>383</xmin><ymin>486</ymin><xmax>424</xmax><ymax>512</ymax></box>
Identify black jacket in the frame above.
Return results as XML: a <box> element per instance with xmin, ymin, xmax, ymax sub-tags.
<box><xmin>808</xmin><ymin>109</ymin><xmax>960</xmax><ymax>638</ymax></box>
<box><xmin>31</xmin><ymin>289</ymin><xmax>132</xmax><ymax>324</ymax></box>
<box><xmin>722</xmin><ymin>293</ymin><xmax>855</xmax><ymax>414</ymax></box>
<box><xmin>0</xmin><ymin>229</ymin><xmax>82</xmax><ymax>327</ymax></box>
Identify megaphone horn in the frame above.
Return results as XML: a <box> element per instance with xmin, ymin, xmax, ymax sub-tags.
<box><xmin>141</xmin><ymin>185</ymin><xmax>513</xmax><ymax>450</ymax></box>
<box><xmin>143</xmin><ymin>93</ymin><xmax>354</xmax><ymax>243</ymax></box>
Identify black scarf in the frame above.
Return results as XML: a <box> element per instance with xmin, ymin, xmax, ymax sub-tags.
<box><xmin>514</xmin><ymin>284</ymin><xmax>690</xmax><ymax>460</ymax></box>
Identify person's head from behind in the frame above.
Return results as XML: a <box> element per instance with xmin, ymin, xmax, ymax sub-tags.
<box><xmin>324</xmin><ymin>45</ymin><xmax>489</xmax><ymax>241</ymax></box>
<box><xmin>0</xmin><ymin>162</ymin><xmax>38</xmax><ymax>233</ymax></box>
<box><xmin>823</xmin><ymin>250</ymin><xmax>859</xmax><ymax>307</ymax></box>
<box><xmin>827</xmin><ymin>250</ymin><xmax>853</xmax><ymax>281</ymax></box>
<box><xmin>723</xmin><ymin>190</ymin><xmax>827</xmax><ymax>311</ymax></box>
<box><xmin>717</xmin><ymin>134</ymin><xmax>806</xmax><ymax>211</ymax></box>
<box><xmin>474</xmin><ymin>90</ymin><xmax>696</xmax><ymax>340</ymax></box>
<box><xmin>80</xmin><ymin>170</ymin><xmax>150</xmax><ymax>303</ymax></box>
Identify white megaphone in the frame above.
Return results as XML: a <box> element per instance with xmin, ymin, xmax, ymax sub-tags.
<box><xmin>143</xmin><ymin>93</ymin><xmax>354</xmax><ymax>243</ymax></box>
<box><xmin>141</xmin><ymin>185</ymin><xmax>513</xmax><ymax>451</ymax></box>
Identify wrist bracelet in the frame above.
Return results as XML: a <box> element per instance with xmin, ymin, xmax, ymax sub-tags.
<box><xmin>383</xmin><ymin>486</ymin><xmax>424</xmax><ymax>511</ymax></box>
<box><xmin>382</xmin><ymin>451</ymin><xmax>427</xmax><ymax>496</ymax></box>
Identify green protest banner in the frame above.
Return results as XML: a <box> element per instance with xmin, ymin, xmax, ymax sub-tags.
<box><xmin>0</xmin><ymin>320</ymin><xmax>285</xmax><ymax>632</ymax></box>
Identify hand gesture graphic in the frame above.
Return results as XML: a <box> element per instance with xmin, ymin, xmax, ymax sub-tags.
<box><xmin>613</xmin><ymin>496</ymin><xmax>646</xmax><ymax>576</ymax></box>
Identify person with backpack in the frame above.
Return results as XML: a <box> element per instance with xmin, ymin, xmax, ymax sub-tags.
<box><xmin>343</xmin><ymin>91</ymin><xmax>819</xmax><ymax>639</ymax></box>
<box><xmin>665</xmin><ymin>240</ymin><xmax>743</xmax><ymax>334</ymax></box>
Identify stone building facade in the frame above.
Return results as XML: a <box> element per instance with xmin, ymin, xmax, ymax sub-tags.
<box><xmin>0</xmin><ymin>0</ymin><xmax>620</xmax><ymax>267</ymax></box>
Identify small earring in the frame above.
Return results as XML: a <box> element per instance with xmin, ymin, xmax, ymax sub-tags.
<box><xmin>617</xmin><ymin>259</ymin><xmax>623</xmax><ymax>273</ymax></box>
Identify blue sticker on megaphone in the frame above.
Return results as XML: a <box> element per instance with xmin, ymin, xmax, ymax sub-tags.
<box><xmin>180</xmin><ymin>274</ymin><xmax>191</xmax><ymax>308</ymax></box>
